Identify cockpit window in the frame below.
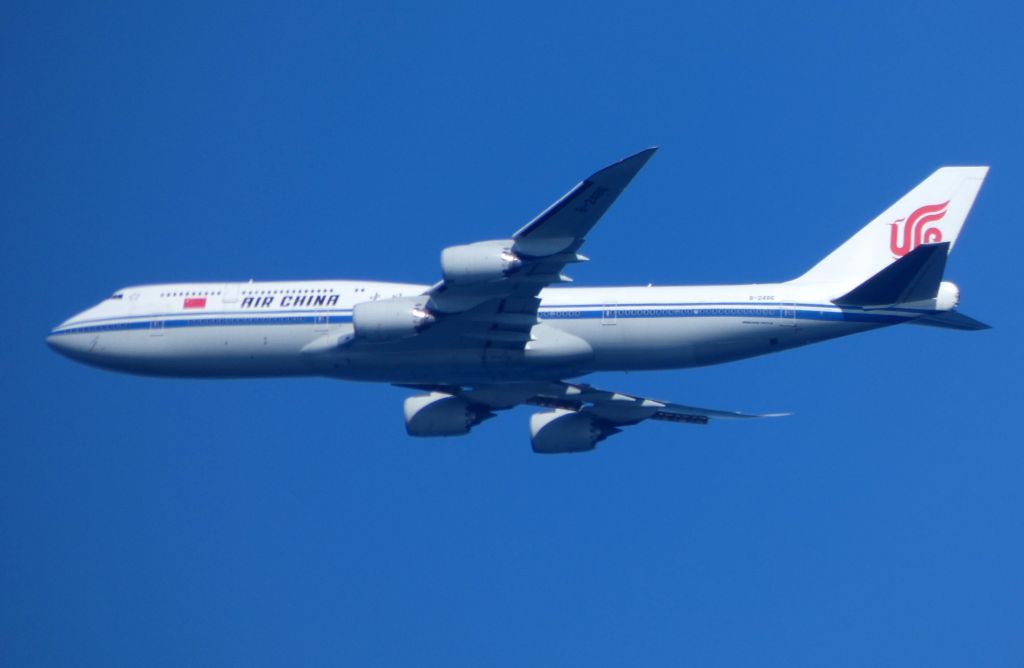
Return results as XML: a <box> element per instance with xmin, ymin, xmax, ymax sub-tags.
<box><xmin>109</xmin><ymin>293</ymin><xmax>124</xmax><ymax>300</ymax></box>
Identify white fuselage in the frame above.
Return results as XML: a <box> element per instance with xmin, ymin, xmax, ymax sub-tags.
<box><xmin>46</xmin><ymin>279</ymin><xmax>927</xmax><ymax>385</ymax></box>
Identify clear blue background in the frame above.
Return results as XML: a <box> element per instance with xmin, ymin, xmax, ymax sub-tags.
<box><xmin>3</xmin><ymin>2</ymin><xmax>1022</xmax><ymax>665</ymax></box>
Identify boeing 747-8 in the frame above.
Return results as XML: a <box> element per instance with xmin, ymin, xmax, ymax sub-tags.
<box><xmin>47</xmin><ymin>149</ymin><xmax>989</xmax><ymax>452</ymax></box>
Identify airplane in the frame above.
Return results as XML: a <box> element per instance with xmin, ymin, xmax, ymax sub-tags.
<box><xmin>47</xmin><ymin>148</ymin><xmax>990</xmax><ymax>453</ymax></box>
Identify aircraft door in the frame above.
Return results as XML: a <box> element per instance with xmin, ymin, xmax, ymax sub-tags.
<box><xmin>778</xmin><ymin>303</ymin><xmax>797</xmax><ymax>327</ymax></box>
<box><xmin>222</xmin><ymin>283</ymin><xmax>240</xmax><ymax>304</ymax></box>
<box><xmin>601</xmin><ymin>303</ymin><xmax>617</xmax><ymax>325</ymax></box>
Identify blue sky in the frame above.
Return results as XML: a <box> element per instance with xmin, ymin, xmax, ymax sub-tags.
<box><xmin>3</xmin><ymin>2</ymin><xmax>1022</xmax><ymax>665</ymax></box>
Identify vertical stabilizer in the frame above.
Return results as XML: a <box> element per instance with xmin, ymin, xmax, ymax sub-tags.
<box><xmin>793</xmin><ymin>167</ymin><xmax>988</xmax><ymax>289</ymax></box>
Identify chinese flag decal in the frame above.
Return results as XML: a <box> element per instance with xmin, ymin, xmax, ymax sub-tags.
<box><xmin>183</xmin><ymin>297</ymin><xmax>207</xmax><ymax>309</ymax></box>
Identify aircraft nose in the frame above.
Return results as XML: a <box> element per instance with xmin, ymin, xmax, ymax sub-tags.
<box><xmin>45</xmin><ymin>331</ymin><xmax>62</xmax><ymax>352</ymax></box>
<box><xmin>46</xmin><ymin>317</ymin><xmax>96</xmax><ymax>361</ymax></box>
<box><xmin>46</xmin><ymin>327</ymin><xmax>80</xmax><ymax>358</ymax></box>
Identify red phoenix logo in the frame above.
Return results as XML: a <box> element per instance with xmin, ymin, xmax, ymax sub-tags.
<box><xmin>890</xmin><ymin>201</ymin><xmax>949</xmax><ymax>257</ymax></box>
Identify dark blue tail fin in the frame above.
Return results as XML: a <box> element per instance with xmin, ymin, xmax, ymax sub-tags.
<box><xmin>834</xmin><ymin>242</ymin><xmax>949</xmax><ymax>307</ymax></box>
<box><xmin>909</xmin><ymin>311</ymin><xmax>991</xmax><ymax>330</ymax></box>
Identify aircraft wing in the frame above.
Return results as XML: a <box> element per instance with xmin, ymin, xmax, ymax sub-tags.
<box><xmin>400</xmin><ymin>381</ymin><xmax>786</xmax><ymax>453</ymax></box>
<box><xmin>422</xmin><ymin>148</ymin><xmax>657</xmax><ymax>348</ymax></box>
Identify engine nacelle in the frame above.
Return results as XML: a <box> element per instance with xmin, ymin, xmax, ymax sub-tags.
<box><xmin>441</xmin><ymin>239</ymin><xmax>522</xmax><ymax>284</ymax></box>
<box><xmin>352</xmin><ymin>297</ymin><xmax>435</xmax><ymax>342</ymax></box>
<box><xmin>529</xmin><ymin>409</ymin><xmax>621</xmax><ymax>454</ymax></box>
<box><xmin>404</xmin><ymin>393</ymin><xmax>493</xmax><ymax>437</ymax></box>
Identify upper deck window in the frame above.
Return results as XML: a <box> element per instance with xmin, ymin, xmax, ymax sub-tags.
<box><xmin>109</xmin><ymin>293</ymin><xmax>124</xmax><ymax>300</ymax></box>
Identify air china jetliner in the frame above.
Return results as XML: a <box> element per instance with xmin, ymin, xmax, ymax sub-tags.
<box><xmin>47</xmin><ymin>149</ymin><xmax>989</xmax><ymax>453</ymax></box>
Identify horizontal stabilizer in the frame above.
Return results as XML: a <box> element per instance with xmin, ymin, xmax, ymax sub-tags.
<box><xmin>835</xmin><ymin>242</ymin><xmax>949</xmax><ymax>306</ymax></box>
<box><xmin>910</xmin><ymin>311</ymin><xmax>991</xmax><ymax>331</ymax></box>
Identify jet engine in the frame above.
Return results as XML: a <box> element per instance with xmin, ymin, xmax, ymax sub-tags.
<box><xmin>404</xmin><ymin>393</ymin><xmax>494</xmax><ymax>436</ymax></box>
<box><xmin>352</xmin><ymin>297</ymin><xmax>435</xmax><ymax>341</ymax></box>
<box><xmin>440</xmin><ymin>239</ymin><xmax>522</xmax><ymax>284</ymax></box>
<box><xmin>529</xmin><ymin>409</ymin><xmax>621</xmax><ymax>454</ymax></box>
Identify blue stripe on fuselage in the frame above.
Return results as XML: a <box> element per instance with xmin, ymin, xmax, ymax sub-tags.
<box><xmin>540</xmin><ymin>307</ymin><xmax>907</xmax><ymax>324</ymax></box>
<box><xmin>49</xmin><ymin>303</ymin><xmax>914</xmax><ymax>337</ymax></box>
